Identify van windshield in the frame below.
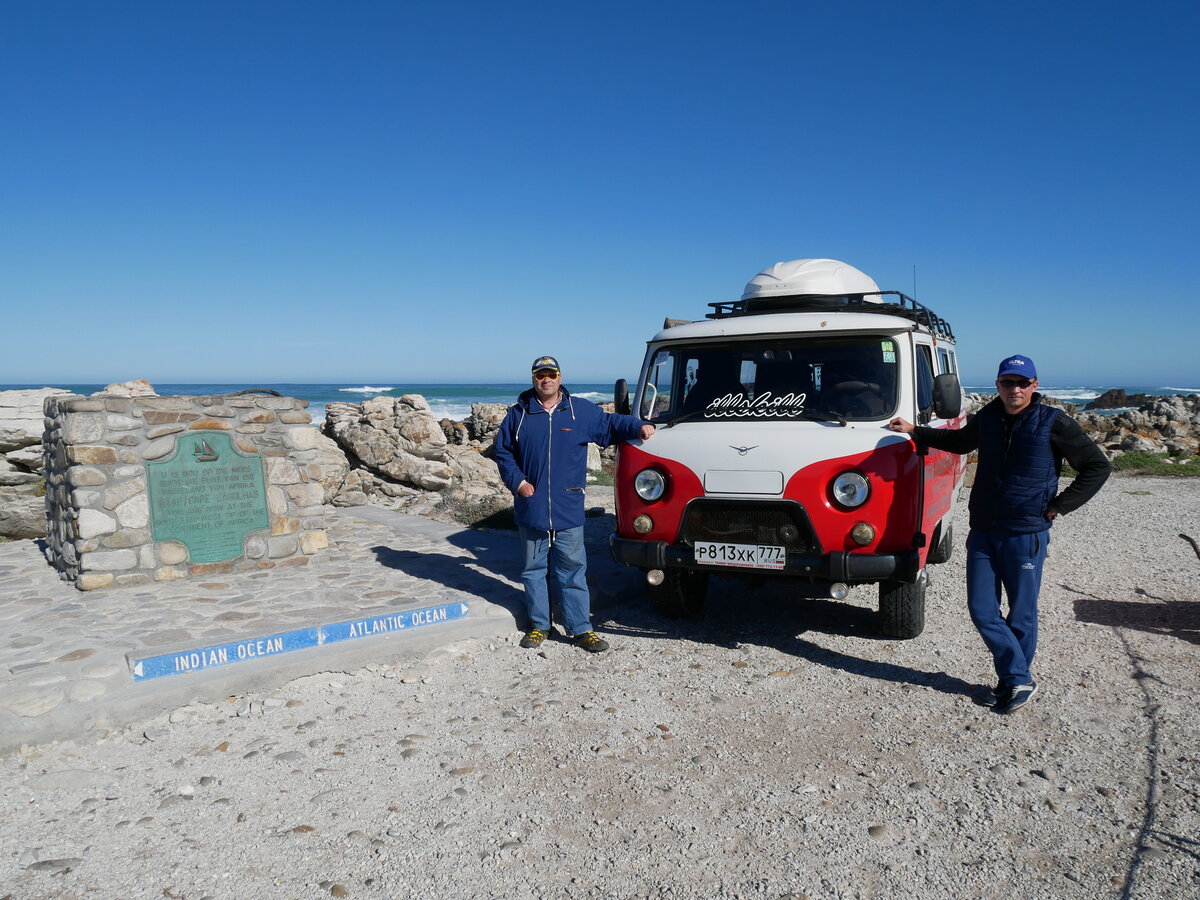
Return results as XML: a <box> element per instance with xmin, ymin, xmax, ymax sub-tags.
<box><xmin>638</xmin><ymin>335</ymin><xmax>899</xmax><ymax>423</ymax></box>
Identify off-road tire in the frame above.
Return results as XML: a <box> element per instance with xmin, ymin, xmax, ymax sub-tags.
<box><xmin>926</xmin><ymin>522</ymin><xmax>954</xmax><ymax>565</ymax></box>
<box><xmin>652</xmin><ymin>569</ymin><xmax>709</xmax><ymax>619</ymax></box>
<box><xmin>878</xmin><ymin>570</ymin><xmax>927</xmax><ymax>639</ymax></box>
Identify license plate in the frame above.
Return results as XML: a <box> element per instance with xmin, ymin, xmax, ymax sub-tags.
<box><xmin>693</xmin><ymin>541</ymin><xmax>786</xmax><ymax>570</ymax></box>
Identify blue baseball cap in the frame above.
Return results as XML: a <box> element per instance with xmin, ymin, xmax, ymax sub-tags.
<box><xmin>996</xmin><ymin>354</ymin><xmax>1037</xmax><ymax>380</ymax></box>
<box><xmin>531</xmin><ymin>356</ymin><xmax>560</xmax><ymax>375</ymax></box>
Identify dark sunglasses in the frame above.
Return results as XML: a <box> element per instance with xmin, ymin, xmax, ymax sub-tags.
<box><xmin>533</xmin><ymin>370</ymin><xmax>560</xmax><ymax>380</ymax></box>
<box><xmin>997</xmin><ymin>378</ymin><xmax>1034</xmax><ymax>389</ymax></box>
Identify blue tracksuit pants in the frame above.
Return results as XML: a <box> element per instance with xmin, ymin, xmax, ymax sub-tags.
<box><xmin>965</xmin><ymin>528</ymin><xmax>1050</xmax><ymax>688</ymax></box>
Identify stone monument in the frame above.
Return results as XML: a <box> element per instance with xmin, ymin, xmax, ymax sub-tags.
<box><xmin>42</xmin><ymin>390</ymin><xmax>331</xmax><ymax>590</ymax></box>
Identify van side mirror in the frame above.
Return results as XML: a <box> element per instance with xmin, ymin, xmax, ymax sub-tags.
<box><xmin>614</xmin><ymin>378</ymin><xmax>631</xmax><ymax>415</ymax></box>
<box><xmin>932</xmin><ymin>373</ymin><xmax>962</xmax><ymax>419</ymax></box>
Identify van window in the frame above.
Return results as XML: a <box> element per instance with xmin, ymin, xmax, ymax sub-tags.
<box><xmin>640</xmin><ymin>335</ymin><xmax>899</xmax><ymax>422</ymax></box>
<box><xmin>639</xmin><ymin>350</ymin><xmax>676</xmax><ymax>419</ymax></box>
<box><xmin>937</xmin><ymin>347</ymin><xmax>958</xmax><ymax>376</ymax></box>
<box><xmin>916</xmin><ymin>345</ymin><xmax>935</xmax><ymax>422</ymax></box>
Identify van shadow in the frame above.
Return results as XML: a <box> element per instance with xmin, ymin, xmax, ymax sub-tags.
<box><xmin>601</xmin><ymin>578</ymin><xmax>977</xmax><ymax>700</ymax></box>
<box><xmin>1062</xmin><ymin>583</ymin><xmax>1200</xmax><ymax>646</ymax></box>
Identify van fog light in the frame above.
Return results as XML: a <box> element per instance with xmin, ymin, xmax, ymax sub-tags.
<box><xmin>633</xmin><ymin>514</ymin><xmax>654</xmax><ymax>534</ymax></box>
<box><xmin>830</xmin><ymin>582</ymin><xmax>850</xmax><ymax>600</ymax></box>
<box><xmin>851</xmin><ymin>522</ymin><xmax>875</xmax><ymax>546</ymax></box>
<box><xmin>647</xmin><ymin>569</ymin><xmax>665</xmax><ymax>586</ymax></box>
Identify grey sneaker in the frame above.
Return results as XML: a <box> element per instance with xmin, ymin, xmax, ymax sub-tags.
<box><xmin>999</xmin><ymin>681</ymin><xmax>1038</xmax><ymax>714</ymax></box>
<box><xmin>572</xmin><ymin>631</ymin><xmax>609</xmax><ymax>653</ymax></box>
<box><xmin>520</xmin><ymin>628</ymin><xmax>550</xmax><ymax>649</ymax></box>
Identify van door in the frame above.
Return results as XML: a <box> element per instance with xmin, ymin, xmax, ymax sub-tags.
<box><xmin>915</xmin><ymin>340</ymin><xmax>963</xmax><ymax>557</ymax></box>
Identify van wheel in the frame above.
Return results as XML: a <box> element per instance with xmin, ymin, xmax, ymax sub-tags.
<box><xmin>927</xmin><ymin>523</ymin><xmax>954</xmax><ymax>565</ymax></box>
<box><xmin>652</xmin><ymin>569</ymin><xmax>709</xmax><ymax>619</ymax></box>
<box><xmin>878</xmin><ymin>570</ymin><xmax>926</xmax><ymax>639</ymax></box>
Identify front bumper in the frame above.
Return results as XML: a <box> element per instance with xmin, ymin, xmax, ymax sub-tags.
<box><xmin>609</xmin><ymin>534</ymin><xmax>921</xmax><ymax>584</ymax></box>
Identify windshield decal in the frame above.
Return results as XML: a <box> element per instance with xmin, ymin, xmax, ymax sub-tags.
<box><xmin>704</xmin><ymin>391</ymin><xmax>807</xmax><ymax>418</ymax></box>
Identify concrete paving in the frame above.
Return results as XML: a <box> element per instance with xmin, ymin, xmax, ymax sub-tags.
<box><xmin>0</xmin><ymin>499</ymin><xmax>638</xmax><ymax>753</ymax></box>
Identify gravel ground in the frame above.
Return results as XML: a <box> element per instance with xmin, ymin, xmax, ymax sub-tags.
<box><xmin>2</xmin><ymin>475</ymin><xmax>1198</xmax><ymax>899</ymax></box>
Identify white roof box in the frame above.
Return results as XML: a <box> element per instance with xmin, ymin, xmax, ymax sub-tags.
<box><xmin>741</xmin><ymin>258</ymin><xmax>881</xmax><ymax>302</ymax></box>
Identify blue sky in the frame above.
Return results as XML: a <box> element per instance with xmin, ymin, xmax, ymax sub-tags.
<box><xmin>3</xmin><ymin>1</ymin><xmax>1197</xmax><ymax>386</ymax></box>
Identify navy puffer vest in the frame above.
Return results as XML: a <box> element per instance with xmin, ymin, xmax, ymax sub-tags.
<box><xmin>969</xmin><ymin>397</ymin><xmax>1060</xmax><ymax>533</ymax></box>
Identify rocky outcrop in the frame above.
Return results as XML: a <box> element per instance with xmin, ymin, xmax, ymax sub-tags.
<box><xmin>325</xmin><ymin>395</ymin><xmax>454</xmax><ymax>491</ymax></box>
<box><xmin>97</xmin><ymin>380</ymin><xmax>157</xmax><ymax>398</ymax></box>
<box><xmin>1084</xmin><ymin>389</ymin><xmax>1156</xmax><ymax>411</ymax></box>
<box><xmin>0</xmin><ymin>388</ymin><xmax>72</xmax><ymax>538</ymax></box>
<box><xmin>468</xmin><ymin>403</ymin><xmax>508</xmax><ymax>443</ymax></box>
<box><xmin>1077</xmin><ymin>395</ymin><xmax>1200</xmax><ymax>458</ymax></box>
<box><xmin>324</xmin><ymin>396</ymin><xmax>512</xmax><ymax>524</ymax></box>
<box><xmin>965</xmin><ymin>392</ymin><xmax>1200</xmax><ymax>460</ymax></box>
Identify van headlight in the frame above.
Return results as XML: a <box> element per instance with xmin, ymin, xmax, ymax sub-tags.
<box><xmin>831</xmin><ymin>471</ymin><xmax>870</xmax><ymax>508</ymax></box>
<box><xmin>634</xmin><ymin>468</ymin><xmax>666</xmax><ymax>502</ymax></box>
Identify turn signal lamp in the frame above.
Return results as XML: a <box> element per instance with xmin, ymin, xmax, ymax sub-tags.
<box><xmin>633</xmin><ymin>515</ymin><xmax>654</xmax><ymax>534</ymax></box>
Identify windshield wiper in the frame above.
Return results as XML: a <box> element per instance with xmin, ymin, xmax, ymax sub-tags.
<box><xmin>661</xmin><ymin>408</ymin><xmax>713</xmax><ymax>428</ymax></box>
<box><xmin>797</xmin><ymin>409</ymin><xmax>847</xmax><ymax>426</ymax></box>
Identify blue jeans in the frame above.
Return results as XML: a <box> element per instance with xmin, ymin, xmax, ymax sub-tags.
<box><xmin>518</xmin><ymin>526</ymin><xmax>592</xmax><ymax>636</ymax></box>
<box><xmin>966</xmin><ymin>528</ymin><xmax>1050</xmax><ymax>687</ymax></box>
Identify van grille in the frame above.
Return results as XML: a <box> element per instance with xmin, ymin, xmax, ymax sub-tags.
<box><xmin>679</xmin><ymin>500</ymin><xmax>817</xmax><ymax>553</ymax></box>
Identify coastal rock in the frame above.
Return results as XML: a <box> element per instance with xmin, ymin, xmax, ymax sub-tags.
<box><xmin>467</xmin><ymin>403</ymin><xmax>508</xmax><ymax>444</ymax></box>
<box><xmin>0</xmin><ymin>388</ymin><xmax>68</xmax><ymax>454</ymax></box>
<box><xmin>95</xmin><ymin>379</ymin><xmax>157</xmax><ymax>398</ymax></box>
<box><xmin>322</xmin><ymin>395</ymin><xmax>510</xmax><ymax>522</ymax></box>
<box><xmin>0</xmin><ymin>483</ymin><xmax>47</xmax><ymax>539</ymax></box>
<box><xmin>446</xmin><ymin>445</ymin><xmax>507</xmax><ymax>492</ymax></box>
<box><xmin>0</xmin><ymin>388</ymin><xmax>65</xmax><ymax>538</ymax></box>
<box><xmin>440</xmin><ymin>418</ymin><xmax>470</xmax><ymax>446</ymax></box>
<box><xmin>1075</xmin><ymin>395</ymin><xmax>1200</xmax><ymax>458</ymax></box>
<box><xmin>1084</xmin><ymin>388</ymin><xmax>1155</xmax><ymax>410</ymax></box>
<box><xmin>325</xmin><ymin>396</ymin><xmax>454</xmax><ymax>491</ymax></box>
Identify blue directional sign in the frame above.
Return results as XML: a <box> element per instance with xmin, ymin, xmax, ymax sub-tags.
<box><xmin>127</xmin><ymin>601</ymin><xmax>471</xmax><ymax>682</ymax></box>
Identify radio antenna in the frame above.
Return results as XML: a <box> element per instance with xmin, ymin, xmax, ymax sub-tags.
<box><xmin>912</xmin><ymin>265</ymin><xmax>918</xmax><ymax>299</ymax></box>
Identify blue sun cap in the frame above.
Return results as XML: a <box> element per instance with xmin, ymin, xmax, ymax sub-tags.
<box><xmin>996</xmin><ymin>354</ymin><xmax>1037</xmax><ymax>380</ymax></box>
<box><xmin>531</xmin><ymin>356</ymin><xmax>560</xmax><ymax>375</ymax></box>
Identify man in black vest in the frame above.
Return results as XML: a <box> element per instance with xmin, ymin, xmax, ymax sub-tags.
<box><xmin>889</xmin><ymin>355</ymin><xmax>1110</xmax><ymax>713</ymax></box>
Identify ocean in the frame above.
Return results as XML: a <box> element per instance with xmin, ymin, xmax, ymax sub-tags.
<box><xmin>3</xmin><ymin>382</ymin><xmax>1197</xmax><ymax>424</ymax></box>
<box><xmin>0</xmin><ymin>383</ymin><xmax>616</xmax><ymax>424</ymax></box>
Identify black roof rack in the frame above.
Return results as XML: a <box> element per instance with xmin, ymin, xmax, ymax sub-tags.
<box><xmin>705</xmin><ymin>291</ymin><xmax>955</xmax><ymax>340</ymax></box>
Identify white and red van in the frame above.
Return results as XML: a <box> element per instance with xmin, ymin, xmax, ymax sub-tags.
<box><xmin>610</xmin><ymin>258</ymin><xmax>966</xmax><ymax>638</ymax></box>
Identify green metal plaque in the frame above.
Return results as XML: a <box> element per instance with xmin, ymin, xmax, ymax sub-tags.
<box><xmin>146</xmin><ymin>432</ymin><xmax>270</xmax><ymax>564</ymax></box>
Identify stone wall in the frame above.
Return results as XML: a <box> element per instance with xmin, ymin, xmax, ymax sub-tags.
<box><xmin>42</xmin><ymin>392</ymin><xmax>332</xmax><ymax>591</ymax></box>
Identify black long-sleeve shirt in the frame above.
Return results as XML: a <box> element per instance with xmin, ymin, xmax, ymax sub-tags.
<box><xmin>912</xmin><ymin>397</ymin><xmax>1111</xmax><ymax>516</ymax></box>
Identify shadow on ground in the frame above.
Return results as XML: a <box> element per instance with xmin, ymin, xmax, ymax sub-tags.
<box><xmin>1063</xmin><ymin>583</ymin><xmax>1200</xmax><ymax>646</ymax></box>
<box><xmin>602</xmin><ymin>574</ymin><xmax>977</xmax><ymax>700</ymax></box>
<box><xmin>371</xmin><ymin>531</ymin><xmax>526</xmax><ymax>621</ymax></box>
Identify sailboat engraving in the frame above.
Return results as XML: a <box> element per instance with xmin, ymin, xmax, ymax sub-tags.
<box><xmin>192</xmin><ymin>439</ymin><xmax>219</xmax><ymax>463</ymax></box>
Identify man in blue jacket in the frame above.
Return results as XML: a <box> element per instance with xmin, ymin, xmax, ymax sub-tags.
<box><xmin>889</xmin><ymin>355</ymin><xmax>1110</xmax><ymax>713</ymax></box>
<box><xmin>493</xmin><ymin>356</ymin><xmax>655</xmax><ymax>653</ymax></box>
